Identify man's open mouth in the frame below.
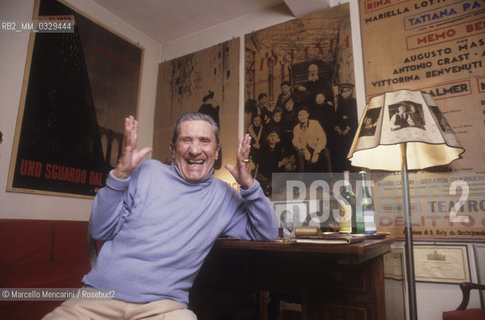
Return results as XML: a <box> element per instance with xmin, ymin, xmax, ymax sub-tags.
<box><xmin>187</xmin><ymin>159</ymin><xmax>205</xmax><ymax>165</ymax></box>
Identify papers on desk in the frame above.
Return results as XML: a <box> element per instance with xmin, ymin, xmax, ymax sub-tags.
<box><xmin>292</xmin><ymin>227</ymin><xmax>389</xmax><ymax>244</ymax></box>
<box><xmin>292</xmin><ymin>227</ymin><xmax>364</xmax><ymax>244</ymax></box>
<box><xmin>295</xmin><ymin>234</ymin><xmax>366</xmax><ymax>245</ymax></box>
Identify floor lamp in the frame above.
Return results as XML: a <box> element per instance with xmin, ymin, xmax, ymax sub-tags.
<box><xmin>347</xmin><ymin>89</ymin><xmax>465</xmax><ymax>320</ymax></box>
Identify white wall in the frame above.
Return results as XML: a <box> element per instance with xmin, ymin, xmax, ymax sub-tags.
<box><xmin>0</xmin><ymin>0</ymin><xmax>160</xmax><ymax>220</ymax></box>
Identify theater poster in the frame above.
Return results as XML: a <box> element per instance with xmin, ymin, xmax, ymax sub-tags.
<box><xmin>7</xmin><ymin>0</ymin><xmax>143</xmax><ymax>198</ymax></box>
<box><xmin>360</xmin><ymin>0</ymin><xmax>485</xmax><ymax>240</ymax></box>
<box><xmin>153</xmin><ymin>39</ymin><xmax>240</xmax><ymax>187</ymax></box>
<box><xmin>245</xmin><ymin>3</ymin><xmax>356</xmax><ymax>197</ymax></box>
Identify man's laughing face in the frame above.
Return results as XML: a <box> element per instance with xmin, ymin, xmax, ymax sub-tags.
<box><xmin>170</xmin><ymin>120</ymin><xmax>220</xmax><ymax>183</ymax></box>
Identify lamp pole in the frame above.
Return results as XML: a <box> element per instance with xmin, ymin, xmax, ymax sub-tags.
<box><xmin>400</xmin><ymin>143</ymin><xmax>418</xmax><ymax>320</ymax></box>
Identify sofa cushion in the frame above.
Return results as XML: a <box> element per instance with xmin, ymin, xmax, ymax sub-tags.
<box><xmin>0</xmin><ymin>220</ymin><xmax>52</xmax><ymax>268</ymax></box>
<box><xmin>442</xmin><ymin>309</ymin><xmax>485</xmax><ymax>320</ymax></box>
<box><xmin>52</xmin><ymin>220</ymin><xmax>89</xmax><ymax>261</ymax></box>
<box><xmin>0</xmin><ymin>219</ymin><xmax>92</xmax><ymax>320</ymax></box>
<box><xmin>0</xmin><ymin>261</ymin><xmax>90</xmax><ymax>288</ymax></box>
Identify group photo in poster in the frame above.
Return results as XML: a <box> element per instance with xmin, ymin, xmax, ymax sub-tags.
<box><xmin>153</xmin><ymin>39</ymin><xmax>239</xmax><ymax>185</ymax></box>
<box><xmin>244</xmin><ymin>3</ymin><xmax>357</xmax><ymax>196</ymax></box>
<box><xmin>7</xmin><ymin>0</ymin><xmax>143</xmax><ymax>198</ymax></box>
<box><xmin>360</xmin><ymin>0</ymin><xmax>485</xmax><ymax>240</ymax></box>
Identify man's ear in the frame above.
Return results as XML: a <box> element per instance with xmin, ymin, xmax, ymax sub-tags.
<box><xmin>169</xmin><ymin>142</ymin><xmax>175</xmax><ymax>159</ymax></box>
<box><xmin>215</xmin><ymin>144</ymin><xmax>221</xmax><ymax>160</ymax></box>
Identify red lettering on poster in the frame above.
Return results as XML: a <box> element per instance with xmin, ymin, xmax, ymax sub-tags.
<box><xmin>364</xmin><ymin>0</ymin><xmax>408</xmax><ymax>14</ymax></box>
<box><xmin>19</xmin><ymin>159</ymin><xmax>42</xmax><ymax>177</ymax></box>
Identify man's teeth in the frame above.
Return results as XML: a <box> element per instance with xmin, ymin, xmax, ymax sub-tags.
<box><xmin>187</xmin><ymin>160</ymin><xmax>204</xmax><ymax>165</ymax></box>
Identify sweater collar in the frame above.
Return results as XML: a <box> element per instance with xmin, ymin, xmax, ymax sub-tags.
<box><xmin>170</xmin><ymin>162</ymin><xmax>214</xmax><ymax>185</ymax></box>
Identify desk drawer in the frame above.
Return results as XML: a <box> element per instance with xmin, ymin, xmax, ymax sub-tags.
<box><xmin>317</xmin><ymin>303</ymin><xmax>368</xmax><ymax>320</ymax></box>
<box><xmin>193</xmin><ymin>242</ymin><xmax>389</xmax><ymax>320</ymax></box>
<box><xmin>200</xmin><ymin>250</ymin><xmax>368</xmax><ymax>293</ymax></box>
<box><xmin>310</xmin><ymin>268</ymin><xmax>366</xmax><ymax>292</ymax></box>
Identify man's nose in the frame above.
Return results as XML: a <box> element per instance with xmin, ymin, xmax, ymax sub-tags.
<box><xmin>188</xmin><ymin>141</ymin><xmax>202</xmax><ymax>154</ymax></box>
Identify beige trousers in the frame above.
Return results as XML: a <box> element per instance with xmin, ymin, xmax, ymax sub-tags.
<box><xmin>42</xmin><ymin>296</ymin><xmax>197</xmax><ymax>320</ymax></box>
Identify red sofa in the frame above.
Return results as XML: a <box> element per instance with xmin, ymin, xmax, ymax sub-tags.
<box><xmin>0</xmin><ymin>219</ymin><xmax>91</xmax><ymax>319</ymax></box>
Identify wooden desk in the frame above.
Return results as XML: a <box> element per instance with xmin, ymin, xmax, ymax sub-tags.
<box><xmin>190</xmin><ymin>237</ymin><xmax>394</xmax><ymax>320</ymax></box>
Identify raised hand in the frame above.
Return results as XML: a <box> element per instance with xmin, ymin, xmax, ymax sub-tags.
<box><xmin>225</xmin><ymin>133</ymin><xmax>254</xmax><ymax>190</ymax></box>
<box><xmin>113</xmin><ymin>116</ymin><xmax>152</xmax><ymax>179</ymax></box>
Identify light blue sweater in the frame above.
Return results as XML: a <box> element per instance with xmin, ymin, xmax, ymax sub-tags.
<box><xmin>82</xmin><ymin>160</ymin><xmax>278</xmax><ymax>305</ymax></box>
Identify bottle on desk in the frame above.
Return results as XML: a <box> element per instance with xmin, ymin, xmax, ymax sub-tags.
<box><xmin>337</xmin><ymin>170</ymin><xmax>356</xmax><ymax>234</ymax></box>
<box><xmin>356</xmin><ymin>171</ymin><xmax>377</xmax><ymax>234</ymax></box>
<box><xmin>324</xmin><ymin>198</ymin><xmax>340</xmax><ymax>233</ymax></box>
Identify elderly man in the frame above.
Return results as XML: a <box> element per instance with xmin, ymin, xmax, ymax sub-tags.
<box><xmin>296</xmin><ymin>64</ymin><xmax>332</xmax><ymax>107</ymax></box>
<box><xmin>43</xmin><ymin>112</ymin><xmax>278</xmax><ymax>319</ymax></box>
<box><xmin>390</xmin><ymin>103</ymin><xmax>412</xmax><ymax>131</ymax></box>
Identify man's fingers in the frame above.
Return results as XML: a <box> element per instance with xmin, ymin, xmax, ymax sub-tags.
<box><xmin>122</xmin><ymin>117</ymin><xmax>131</xmax><ymax>146</ymax></box>
<box><xmin>123</xmin><ymin>116</ymin><xmax>139</xmax><ymax>150</ymax></box>
<box><xmin>132</xmin><ymin>118</ymin><xmax>139</xmax><ymax>148</ymax></box>
<box><xmin>225</xmin><ymin>164</ymin><xmax>237</xmax><ymax>179</ymax></box>
<box><xmin>138</xmin><ymin>147</ymin><xmax>153</xmax><ymax>160</ymax></box>
<box><xmin>115</xmin><ymin>115</ymin><xmax>150</xmax><ymax>179</ymax></box>
<box><xmin>238</xmin><ymin>134</ymin><xmax>251</xmax><ymax>161</ymax></box>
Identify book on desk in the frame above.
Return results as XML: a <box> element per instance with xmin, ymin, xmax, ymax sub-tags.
<box><xmin>290</xmin><ymin>226</ymin><xmax>389</xmax><ymax>245</ymax></box>
<box><xmin>295</xmin><ymin>234</ymin><xmax>366</xmax><ymax>244</ymax></box>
